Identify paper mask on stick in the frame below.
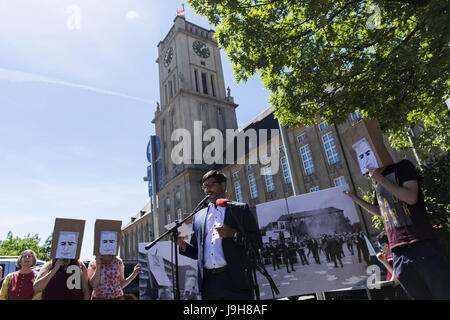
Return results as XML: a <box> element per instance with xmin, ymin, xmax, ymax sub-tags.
<box><xmin>352</xmin><ymin>138</ymin><xmax>379</xmax><ymax>174</ymax></box>
<box><xmin>55</xmin><ymin>231</ymin><xmax>79</xmax><ymax>259</ymax></box>
<box><xmin>50</xmin><ymin>218</ymin><xmax>85</xmax><ymax>260</ymax></box>
<box><xmin>99</xmin><ymin>231</ymin><xmax>118</xmax><ymax>255</ymax></box>
<box><xmin>342</xmin><ymin>119</ymin><xmax>393</xmax><ymax>176</ymax></box>
<box><xmin>93</xmin><ymin>219</ymin><xmax>122</xmax><ymax>256</ymax></box>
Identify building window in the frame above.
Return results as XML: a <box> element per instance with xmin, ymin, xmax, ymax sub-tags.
<box><xmin>322</xmin><ymin>132</ymin><xmax>340</xmax><ymax>165</ymax></box>
<box><xmin>279</xmin><ymin>145</ymin><xmax>285</xmax><ymax>154</ymax></box>
<box><xmin>169</xmin><ymin>80</ymin><xmax>174</xmax><ymax>99</ymax></box>
<box><xmin>234</xmin><ymin>181</ymin><xmax>243</xmax><ymax>202</ymax></box>
<box><xmin>351</xmin><ymin>110</ymin><xmax>363</xmax><ymax>121</ymax></box>
<box><xmin>280</xmin><ymin>157</ymin><xmax>291</xmax><ymax>184</ymax></box>
<box><xmin>167</xmin><ymin>214</ymin><xmax>172</xmax><ymax>224</ymax></box>
<box><xmin>318</xmin><ymin>122</ymin><xmax>330</xmax><ymax>131</ymax></box>
<box><xmin>297</xmin><ymin>133</ymin><xmax>306</xmax><ymax>144</ymax></box>
<box><xmin>127</xmin><ymin>233</ymin><xmax>131</xmax><ymax>256</ymax></box>
<box><xmin>211</xmin><ymin>75</ymin><xmax>216</xmax><ymax>97</ymax></box>
<box><xmin>194</xmin><ymin>69</ymin><xmax>199</xmax><ymax>92</ymax></box>
<box><xmin>177</xmin><ymin>208</ymin><xmax>182</xmax><ymax>221</ymax></box>
<box><xmin>175</xmin><ymin>191</ymin><xmax>181</xmax><ymax>201</ymax></box>
<box><xmin>310</xmin><ymin>186</ymin><xmax>320</xmax><ymax>192</ymax></box>
<box><xmin>201</xmin><ymin>72</ymin><xmax>208</xmax><ymax>94</ymax></box>
<box><xmin>248</xmin><ymin>173</ymin><xmax>258</xmax><ymax>199</ymax></box>
<box><xmin>232</xmin><ymin>171</ymin><xmax>239</xmax><ymax>180</ymax></box>
<box><xmin>300</xmin><ymin>145</ymin><xmax>315</xmax><ymax>175</ymax></box>
<box><xmin>172</xmin><ymin>75</ymin><xmax>177</xmax><ymax>95</ymax></box>
<box><xmin>164</xmin><ymin>84</ymin><xmax>168</xmax><ymax>104</ymax></box>
<box><xmin>334</xmin><ymin>176</ymin><xmax>347</xmax><ymax>187</ymax></box>
<box><xmin>263</xmin><ymin>166</ymin><xmax>275</xmax><ymax>192</ymax></box>
<box><xmin>165</xmin><ymin>198</ymin><xmax>171</xmax><ymax>209</ymax></box>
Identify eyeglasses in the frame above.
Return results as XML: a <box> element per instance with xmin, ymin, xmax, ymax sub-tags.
<box><xmin>201</xmin><ymin>181</ymin><xmax>219</xmax><ymax>190</ymax></box>
<box><xmin>21</xmin><ymin>255</ymin><xmax>33</xmax><ymax>259</ymax></box>
<box><xmin>378</xmin><ymin>243</ymin><xmax>386</xmax><ymax>249</ymax></box>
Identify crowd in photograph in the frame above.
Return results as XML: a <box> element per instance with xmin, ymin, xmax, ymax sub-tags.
<box><xmin>260</xmin><ymin>232</ymin><xmax>370</xmax><ymax>273</ymax></box>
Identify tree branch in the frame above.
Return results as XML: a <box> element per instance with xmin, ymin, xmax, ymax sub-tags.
<box><xmin>382</xmin><ymin>0</ymin><xmax>432</xmax><ymax>6</ymax></box>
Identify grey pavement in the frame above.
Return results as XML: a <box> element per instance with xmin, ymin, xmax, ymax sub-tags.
<box><xmin>256</xmin><ymin>247</ymin><xmax>369</xmax><ymax>299</ymax></box>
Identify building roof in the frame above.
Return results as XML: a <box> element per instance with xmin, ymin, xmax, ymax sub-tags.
<box><xmin>277</xmin><ymin>207</ymin><xmax>343</xmax><ymax>221</ymax></box>
<box><xmin>223</xmin><ymin>107</ymin><xmax>280</xmax><ymax>163</ymax></box>
<box><xmin>123</xmin><ymin>202</ymin><xmax>151</xmax><ymax>229</ymax></box>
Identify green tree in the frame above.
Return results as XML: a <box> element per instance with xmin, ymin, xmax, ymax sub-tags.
<box><xmin>0</xmin><ymin>231</ymin><xmax>52</xmax><ymax>261</ymax></box>
<box><xmin>419</xmin><ymin>152</ymin><xmax>450</xmax><ymax>261</ymax></box>
<box><xmin>188</xmin><ymin>0</ymin><xmax>449</xmax><ymax>154</ymax></box>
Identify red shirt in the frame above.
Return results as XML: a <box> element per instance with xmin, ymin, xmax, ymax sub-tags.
<box><xmin>8</xmin><ymin>271</ymin><xmax>35</xmax><ymax>300</ymax></box>
<box><xmin>386</xmin><ymin>254</ymin><xmax>394</xmax><ymax>281</ymax></box>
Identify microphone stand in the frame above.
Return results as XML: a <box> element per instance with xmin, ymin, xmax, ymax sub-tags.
<box><xmin>228</xmin><ymin>205</ymin><xmax>280</xmax><ymax>300</ymax></box>
<box><xmin>144</xmin><ymin>195</ymin><xmax>210</xmax><ymax>300</ymax></box>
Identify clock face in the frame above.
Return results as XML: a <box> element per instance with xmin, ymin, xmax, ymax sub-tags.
<box><xmin>192</xmin><ymin>40</ymin><xmax>210</xmax><ymax>58</ymax></box>
<box><xmin>163</xmin><ymin>47</ymin><xmax>173</xmax><ymax>67</ymax></box>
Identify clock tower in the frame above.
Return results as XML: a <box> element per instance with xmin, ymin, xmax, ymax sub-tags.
<box><xmin>152</xmin><ymin>16</ymin><xmax>239</xmax><ymax>235</ymax></box>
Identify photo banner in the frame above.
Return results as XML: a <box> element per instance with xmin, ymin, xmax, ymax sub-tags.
<box><xmin>138</xmin><ymin>241</ymin><xmax>200</xmax><ymax>300</ymax></box>
<box><xmin>255</xmin><ymin>186</ymin><xmax>372</xmax><ymax>299</ymax></box>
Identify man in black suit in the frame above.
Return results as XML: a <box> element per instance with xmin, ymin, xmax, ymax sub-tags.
<box><xmin>176</xmin><ymin>170</ymin><xmax>262</xmax><ymax>300</ymax></box>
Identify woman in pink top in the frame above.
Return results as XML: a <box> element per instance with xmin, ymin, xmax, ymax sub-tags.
<box><xmin>87</xmin><ymin>255</ymin><xmax>140</xmax><ymax>300</ymax></box>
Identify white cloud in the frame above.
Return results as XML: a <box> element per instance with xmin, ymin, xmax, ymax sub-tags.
<box><xmin>125</xmin><ymin>11</ymin><xmax>139</xmax><ymax>21</ymax></box>
<box><xmin>0</xmin><ymin>68</ymin><xmax>151</xmax><ymax>104</ymax></box>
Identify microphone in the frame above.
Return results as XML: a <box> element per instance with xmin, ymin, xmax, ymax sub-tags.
<box><xmin>144</xmin><ymin>194</ymin><xmax>210</xmax><ymax>250</ymax></box>
<box><xmin>215</xmin><ymin>198</ymin><xmax>242</xmax><ymax>208</ymax></box>
<box><xmin>198</xmin><ymin>194</ymin><xmax>210</xmax><ymax>208</ymax></box>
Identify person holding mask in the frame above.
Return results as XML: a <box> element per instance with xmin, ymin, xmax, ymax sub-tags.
<box><xmin>344</xmin><ymin>159</ymin><xmax>450</xmax><ymax>299</ymax></box>
<box><xmin>33</xmin><ymin>258</ymin><xmax>90</xmax><ymax>300</ymax></box>
<box><xmin>0</xmin><ymin>250</ymin><xmax>41</xmax><ymax>300</ymax></box>
<box><xmin>87</xmin><ymin>255</ymin><xmax>140</xmax><ymax>300</ymax></box>
<box><xmin>176</xmin><ymin>170</ymin><xmax>262</xmax><ymax>300</ymax></box>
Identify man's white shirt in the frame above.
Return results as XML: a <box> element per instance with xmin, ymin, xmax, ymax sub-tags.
<box><xmin>203</xmin><ymin>204</ymin><xmax>227</xmax><ymax>269</ymax></box>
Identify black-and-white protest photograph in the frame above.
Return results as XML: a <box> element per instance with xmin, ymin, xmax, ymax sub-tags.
<box><xmin>138</xmin><ymin>241</ymin><xmax>200</xmax><ymax>300</ymax></box>
<box><xmin>255</xmin><ymin>185</ymin><xmax>372</xmax><ymax>299</ymax></box>
<box><xmin>2</xmin><ymin>1</ymin><xmax>449</xmax><ymax>306</ymax></box>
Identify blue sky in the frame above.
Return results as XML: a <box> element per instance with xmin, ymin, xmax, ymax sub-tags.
<box><xmin>0</xmin><ymin>0</ymin><xmax>270</xmax><ymax>261</ymax></box>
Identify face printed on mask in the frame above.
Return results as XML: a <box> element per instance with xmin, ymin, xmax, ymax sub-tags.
<box><xmin>55</xmin><ymin>231</ymin><xmax>79</xmax><ymax>259</ymax></box>
<box><xmin>352</xmin><ymin>138</ymin><xmax>379</xmax><ymax>174</ymax></box>
<box><xmin>99</xmin><ymin>231</ymin><xmax>118</xmax><ymax>255</ymax></box>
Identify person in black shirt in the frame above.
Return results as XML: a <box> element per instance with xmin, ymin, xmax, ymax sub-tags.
<box><xmin>344</xmin><ymin>159</ymin><xmax>450</xmax><ymax>299</ymax></box>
